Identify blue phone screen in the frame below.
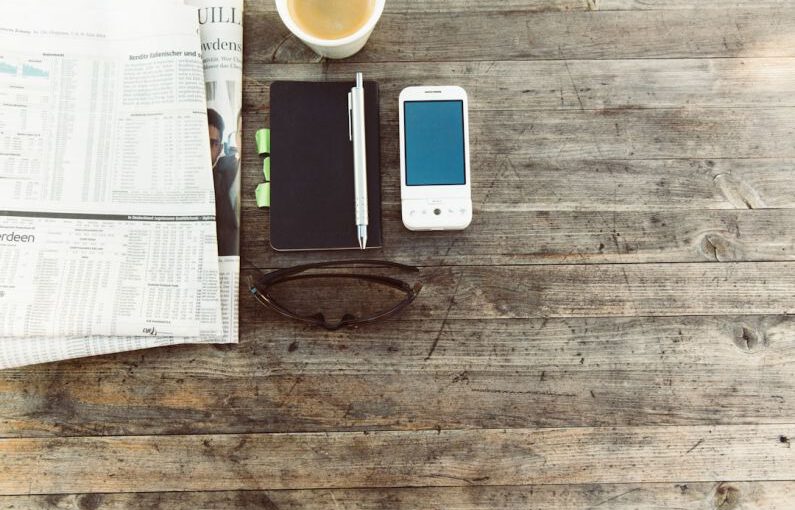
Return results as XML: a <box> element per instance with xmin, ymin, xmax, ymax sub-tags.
<box><xmin>404</xmin><ymin>100</ymin><xmax>466</xmax><ymax>186</ymax></box>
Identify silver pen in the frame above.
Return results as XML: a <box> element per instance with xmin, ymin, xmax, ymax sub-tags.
<box><xmin>348</xmin><ymin>72</ymin><xmax>368</xmax><ymax>250</ymax></box>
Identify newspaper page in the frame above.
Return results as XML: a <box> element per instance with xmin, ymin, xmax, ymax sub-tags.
<box><xmin>187</xmin><ymin>0</ymin><xmax>243</xmax><ymax>345</ymax></box>
<box><xmin>0</xmin><ymin>1</ymin><xmax>227</xmax><ymax>367</ymax></box>
<box><xmin>0</xmin><ymin>0</ymin><xmax>243</xmax><ymax>369</ymax></box>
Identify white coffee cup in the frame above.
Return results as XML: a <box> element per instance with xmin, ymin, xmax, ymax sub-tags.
<box><xmin>274</xmin><ymin>0</ymin><xmax>385</xmax><ymax>59</ymax></box>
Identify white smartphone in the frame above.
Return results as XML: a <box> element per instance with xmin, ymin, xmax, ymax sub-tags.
<box><xmin>399</xmin><ymin>86</ymin><xmax>472</xmax><ymax>231</ymax></box>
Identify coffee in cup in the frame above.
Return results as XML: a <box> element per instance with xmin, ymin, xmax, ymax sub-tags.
<box><xmin>287</xmin><ymin>0</ymin><xmax>375</xmax><ymax>40</ymax></box>
<box><xmin>275</xmin><ymin>0</ymin><xmax>385</xmax><ymax>59</ymax></box>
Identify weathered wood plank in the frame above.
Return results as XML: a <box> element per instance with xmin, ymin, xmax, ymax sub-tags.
<box><xmin>241</xmin><ymin>208</ymin><xmax>795</xmax><ymax>267</ymax></box>
<box><xmin>245</xmin><ymin>0</ymin><xmax>795</xmax><ymax>14</ymax></box>
<box><xmin>246</xmin><ymin>0</ymin><xmax>592</xmax><ymax>13</ymax></box>
<box><xmin>382</xmin><ymin>108</ymin><xmax>795</xmax><ymax>160</ymax></box>
<box><xmin>239</xmin><ymin>156</ymin><xmax>795</xmax><ymax>212</ymax></box>
<box><xmin>1</xmin><ymin>425</ymin><xmax>793</xmax><ymax>494</ymax></box>
<box><xmin>5</xmin><ymin>482</ymin><xmax>794</xmax><ymax>510</ymax></box>
<box><xmin>443</xmin><ymin>262</ymin><xmax>795</xmax><ymax>318</ymax></box>
<box><xmin>244</xmin><ymin>59</ymin><xmax>795</xmax><ymax>111</ymax></box>
<box><xmin>247</xmin><ymin>106</ymin><xmax>795</xmax><ymax>172</ymax></box>
<box><xmin>240</xmin><ymin>263</ymin><xmax>795</xmax><ymax>320</ymax></box>
<box><xmin>597</xmin><ymin>0</ymin><xmax>794</xmax><ymax>10</ymax></box>
<box><xmin>245</xmin><ymin>9</ymin><xmax>795</xmax><ymax>63</ymax></box>
<box><xmin>1</xmin><ymin>316</ymin><xmax>792</xmax><ymax>436</ymax></box>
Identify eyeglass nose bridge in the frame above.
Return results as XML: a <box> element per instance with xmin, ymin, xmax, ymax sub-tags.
<box><xmin>313</xmin><ymin>312</ymin><xmax>358</xmax><ymax>331</ymax></box>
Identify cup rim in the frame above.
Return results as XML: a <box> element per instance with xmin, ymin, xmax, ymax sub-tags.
<box><xmin>275</xmin><ymin>0</ymin><xmax>386</xmax><ymax>48</ymax></box>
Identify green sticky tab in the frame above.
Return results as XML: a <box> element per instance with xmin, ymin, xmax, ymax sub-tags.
<box><xmin>255</xmin><ymin>128</ymin><xmax>271</xmax><ymax>155</ymax></box>
<box><xmin>255</xmin><ymin>182</ymin><xmax>271</xmax><ymax>208</ymax></box>
<box><xmin>263</xmin><ymin>156</ymin><xmax>270</xmax><ymax>181</ymax></box>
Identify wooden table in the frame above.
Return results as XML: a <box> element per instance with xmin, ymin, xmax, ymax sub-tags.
<box><xmin>3</xmin><ymin>1</ymin><xmax>795</xmax><ymax>508</ymax></box>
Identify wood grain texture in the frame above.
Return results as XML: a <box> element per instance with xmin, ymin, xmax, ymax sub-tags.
<box><xmin>245</xmin><ymin>0</ymin><xmax>795</xmax><ymax>14</ymax></box>
<box><xmin>245</xmin><ymin>8</ymin><xmax>795</xmax><ymax>63</ymax></box>
<box><xmin>1</xmin><ymin>316</ymin><xmax>791</xmax><ymax>437</ymax></box>
<box><xmin>239</xmin><ymin>156</ymin><xmax>795</xmax><ymax>212</ymax></box>
<box><xmin>597</xmin><ymin>0</ymin><xmax>795</xmax><ymax>9</ymax></box>
<box><xmin>247</xmin><ymin>0</ymin><xmax>593</xmax><ymax>13</ymax></box>
<box><xmin>4</xmin><ymin>481</ymin><xmax>795</xmax><ymax>509</ymax></box>
<box><xmin>247</xmin><ymin>106</ymin><xmax>795</xmax><ymax>186</ymax></box>
<box><xmin>242</xmin><ymin>207</ymin><xmax>795</xmax><ymax>267</ymax></box>
<box><xmin>377</xmin><ymin>108</ymin><xmax>795</xmax><ymax>160</ymax></box>
<box><xmin>239</xmin><ymin>263</ymin><xmax>795</xmax><ymax>320</ymax></box>
<box><xmin>1</xmin><ymin>425</ymin><xmax>794</xmax><ymax>494</ymax></box>
<box><xmin>244</xmin><ymin>59</ymin><xmax>795</xmax><ymax>111</ymax></box>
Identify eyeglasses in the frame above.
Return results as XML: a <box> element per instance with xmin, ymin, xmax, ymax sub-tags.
<box><xmin>248</xmin><ymin>260</ymin><xmax>423</xmax><ymax>330</ymax></box>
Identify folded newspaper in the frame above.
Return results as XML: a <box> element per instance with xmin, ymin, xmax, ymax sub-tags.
<box><xmin>0</xmin><ymin>0</ymin><xmax>243</xmax><ymax>368</ymax></box>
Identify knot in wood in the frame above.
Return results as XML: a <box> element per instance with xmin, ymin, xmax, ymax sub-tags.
<box><xmin>714</xmin><ymin>483</ymin><xmax>740</xmax><ymax>510</ymax></box>
<box><xmin>712</xmin><ymin>173</ymin><xmax>765</xmax><ymax>209</ymax></box>
<box><xmin>732</xmin><ymin>325</ymin><xmax>768</xmax><ymax>354</ymax></box>
<box><xmin>698</xmin><ymin>233</ymin><xmax>742</xmax><ymax>262</ymax></box>
<box><xmin>77</xmin><ymin>494</ymin><xmax>104</xmax><ymax>510</ymax></box>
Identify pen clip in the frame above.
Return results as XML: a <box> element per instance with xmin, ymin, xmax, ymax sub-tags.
<box><xmin>347</xmin><ymin>91</ymin><xmax>353</xmax><ymax>142</ymax></box>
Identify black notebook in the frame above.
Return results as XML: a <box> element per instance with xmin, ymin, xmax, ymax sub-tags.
<box><xmin>269</xmin><ymin>80</ymin><xmax>382</xmax><ymax>251</ymax></box>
